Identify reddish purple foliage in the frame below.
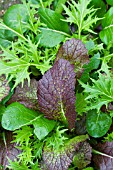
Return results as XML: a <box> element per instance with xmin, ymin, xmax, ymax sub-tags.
<box><xmin>37</xmin><ymin>59</ymin><xmax>76</xmax><ymax>130</ymax></box>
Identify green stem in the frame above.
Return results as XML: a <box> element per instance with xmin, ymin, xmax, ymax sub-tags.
<box><xmin>92</xmin><ymin>149</ymin><xmax>113</xmax><ymax>159</ymax></box>
<box><xmin>55</xmin><ymin>0</ymin><xmax>67</xmax><ymax>14</ymax></box>
<box><xmin>0</xmin><ymin>23</ymin><xmax>28</xmax><ymax>42</ymax></box>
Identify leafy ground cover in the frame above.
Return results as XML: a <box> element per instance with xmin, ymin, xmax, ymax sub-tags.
<box><xmin>1</xmin><ymin>0</ymin><xmax>113</xmax><ymax>169</ymax></box>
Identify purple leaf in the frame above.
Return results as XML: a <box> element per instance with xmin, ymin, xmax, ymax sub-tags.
<box><xmin>7</xmin><ymin>79</ymin><xmax>38</xmax><ymax>110</ymax></box>
<box><xmin>0</xmin><ymin>75</ymin><xmax>10</xmax><ymax>102</ymax></box>
<box><xmin>56</xmin><ymin>38</ymin><xmax>89</xmax><ymax>78</ymax></box>
<box><xmin>37</xmin><ymin>59</ymin><xmax>76</xmax><ymax>130</ymax></box>
<box><xmin>73</xmin><ymin>141</ymin><xmax>92</xmax><ymax>169</ymax></box>
<box><xmin>0</xmin><ymin>131</ymin><xmax>21</xmax><ymax>169</ymax></box>
<box><xmin>42</xmin><ymin>135</ymin><xmax>89</xmax><ymax>170</ymax></box>
<box><xmin>93</xmin><ymin>142</ymin><xmax>113</xmax><ymax>170</ymax></box>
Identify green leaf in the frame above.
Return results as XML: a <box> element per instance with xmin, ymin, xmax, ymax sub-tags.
<box><xmin>76</xmin><ymin>93</ymin><xmax>87</xmax><ymax>115</ymax></box>
<box><xmin>63</xmin><ymin>0</ymin><xmax>101</xmax><ymax>38</ymax></box>
<box><xmin>3</xmin><ymin>4</ymin><xmax>29</xmax><ymax>34</ymax></box>
<box><xmin>2</xmin><ymin>102</ymin><xmax>39</xmax><ymax>131</ymax></box>
<box><xmin>37</xmin><ymin>27</ymin><xmax>65</xmax><ymax>47</ymax></box>
<box><xmin>107</xmin><ymin>0</ymin><xmax>113</xmax><ymax>6</ymax></box>
<box><xmin>99</xmin><ymin>7</ymin><xmax>113</xmax><ymax>45</ymax></box>
<box><xmin>33</xmin><ymin>117</ymin><xmax>56</xmax><ymax>140</ymax></box>
<box><xmin>86</xmin><ymin>110</ymin><xmax>112</xmax><ymax>138</ymax></box>
<box><xmin>37</xmin><ymin>7</ymin><xmax>70</xmax><ymax>47</ymax></box>
<box><xmin>89</xmin><ymin>0</ymin><xmax>106</xmax><ymax>19</ymax></box>
<box><xmin>0</xmin><ymin>105</ymin><xmax>5</xmax><ymax>123</ymax></box>
<box><xmin>38</xmin><ymin>7</ymin><xmax>69</xmax><ymax>33</ymax></box>
<box><xmin>80</xmin><ymin>53</ymin><xmax>100</xmax><ymax>83</ymax></box>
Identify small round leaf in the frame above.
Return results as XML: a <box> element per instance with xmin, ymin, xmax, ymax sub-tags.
<box><xmin>86</xmin><ymin>110</ymin><xmax>112</xmax><ymax>138</ymax></box>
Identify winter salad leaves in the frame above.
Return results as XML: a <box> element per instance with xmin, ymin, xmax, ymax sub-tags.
<box><xmin>1</xmin><ymin>0</ymin><xmax>113</xmax><ymax>169</ymax></box>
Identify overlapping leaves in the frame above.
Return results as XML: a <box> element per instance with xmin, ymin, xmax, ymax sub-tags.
<box><xmin>56</xmin><ymin>38</ymin><xmax>89</xmax><ymax>78</ymax></box>
<box><xmin>37</xmin><ymin>59</ymin><xmax>76</xmax><ymax>130</ymax></box>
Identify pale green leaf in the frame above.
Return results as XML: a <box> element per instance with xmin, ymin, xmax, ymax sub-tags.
<box><xmin>3</xmin><ymin>4</ymin><xmax>29</xmax><ymax>34</ymax></box>
<box><xmin>37</xmin><ymin>27</ymin><xmax>66</xmax><ymax>47</ymax></box>
<box><xmin>2</xmin><ymin>102</ymin><xmax>40</xmax><ymax>130</ymax></box>
<box><xmin>33</xmin><ymin>117</ymin><xmax>56</xmax><ymax>140</ymax></box>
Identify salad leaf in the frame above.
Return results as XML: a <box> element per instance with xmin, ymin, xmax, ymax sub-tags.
<box><xmin>37</xmin><ymin>59</ymin><xmax>76</xmax><ymax>130</ymax></box>
<box><xmin>0</xmin><ymin>75</ymin><xmax>10</xmax><ymax>102</ymax></box>
<box><xmin>107</xmin><ymin>0</ymin><xmax>113</xmax><ymax>6</ymax></box>
<box><xmin>80</xmin><ymin>52</ymin><xmax>100</xmax><ymax>83</ymax></box>
<box><xmin>73</xmin><ymin>141</ymin><xmax>92</xmax><ymax>169</ymax></box>
<box><xmin>63</xmin><ymin>0</ymin><xmax>100</xmax><ymax>38</ymax></box>
<box><xmin>56</xmin><ymin>38</ymin><xmax>89</xmax><ymax>78</ymax></box>
<box><xmin>80</xmin><ymin>70</ymin><xmax>113</xmax><ymax>112</ymax></box>
<box><xmin>0</xmin><ymin>29</ymin><xmax>12</xmax><ymax>47</ymax></box>
<box><xmin>86</xmin><ymin>110</ymin><xmax>112</xmax><ymax>138</ymax></box>
<box><xmin>0</xmin><ymin>131</ymin><xmax>21</xmax><ymax>169</ymax></box>
<box><xmin>38</xmin><ymin>7</ymin><xmax>69</xmax><ymax>33</ymax></box>
<box><xmin>33</xmin><ymin>117</ymin><xmax>56</xmax><ymax>140</ymax></box>
<box><xmin>42</xmin><ymin>135</ymin><xmax>89</xmax><ymax>170</ymax></box>
<box><xmin>99</xmin><ymin>7</ymin><xmax>113</xmax><ymax>45</ymax></box>
<box><xmin>7</xmin><ymin>79</ymin><xmax>38</xmax><ymax>110</ymax></box>
<box><xmin>37</xmin><ymin>7</ymin><xmax>70</xmax><ymax>47</ymax></box>
<box><xmin>93</xmin><ymin>142</ymin><xmax>113</xmax><ymax>170</ymax></box>
<box><xmin>2</xmin><ymin>102</ymin><xmax>39</xmax><ymax>130</ymax></box>
<box><xmin>3</xmin><ymin>4</ymin><xmax>29</xmax><ymax>33</ymax></box>
<box><xmin>37</xmin><ymin>27</ymin><xmax>65</xmax><ymax>47</ymax></box>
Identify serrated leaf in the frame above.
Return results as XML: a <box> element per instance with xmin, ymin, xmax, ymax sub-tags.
<box><xmin>3</xmin><ymin>4</ymin><xmax>29</xmax><ymax>33</ymax></box>
<box><xmin>80</xmin><ymin>70</ymin><xmax>113</xmax><ymax>111</ymax></box>
<box><xmin>42</xmin><ymin>135</ymin><xmax>89</xmax><ymax>170</ymax></box>
<box><xmin>0</xmin><ymin>131</ymin><xmax>21</xmax><ymax>169</ymax></box>
<box><xmin>1</xmin><ymin>102</ymin><xmax>39</xmax><ymax>131</ymax></box>
<box><xmin>86</xmin><ymin>110</ymin><xmax>112</xmax><ymax>138</ymax></box>
<box><xmin>56</xmin><ymin>38</ymin><xmax>89</xmax><ymax>78</ymax></box>
<box><xmin>93</xmin><ymin>142</ymin><xmax>113</xmax><ymax>170</ymax></box>
<box><xmin>99</xmin><ymin>7</ymin><xmax>113</xmax><ymax>45</ymax></box>
<box><xmin>37</xmin><ymin>59</ymin><xmax>76</xmax><ymax>130</ymax></box>
<box><xmin>63</xmin><ymin>0</ymin><xmax>101</xmax><ymax>38</ymax></box>
<box><xmin>0</xmin><ymin>75</ymin><xmax>10</xmax><ymax>102</ymax></box>
<box><xmin>7</xmin><ymin>79</ymin><xmax>38</xmax><ymax>110</ymax></box>
<box><xmin>33</xmin><ymin>117</ymin><xmax>56</xmax><ymax>140</ymax></box>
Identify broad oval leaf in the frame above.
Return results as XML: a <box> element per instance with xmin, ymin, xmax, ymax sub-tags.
<box><xmin>99</xmin><ymin>7</ymin><xmax>113</xmax><ymax>45</ymax></box>
<box><xmin>2</xmin><ymin>102</ymin><xmax>39</xmax><ymax>131</ymax></box>
<box><xmin>37</xmin><ymin>59</ymin><xmax>76</xmax><ymax>130</ymax></box>
<box><xmin>3</xmin><ymin>4</ymin><xmax>29</xmax><ymax>33</ymax></box>
<box><xmin>33</xmin><ymin>117</ymin><xmax>56</xmax><ymax>140</ymax></box>
<box><xmin>37</xmin><ymin>28</ymin><xmax>65</xmax><ymax>47</ymax></box>
<box><xmin>38</xmin><ymin>7</ymin><xmax>69</xmax><ymax>33</ymax></box>
<box><xmin>86</xmin><ymin>110</ymin><xmax>112</xmax><ymax>138</ymax></box>
<box><xmin>37</xmin><ymin>7</ymin><xmax>70</xmax><ymax>47</ymax></box>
